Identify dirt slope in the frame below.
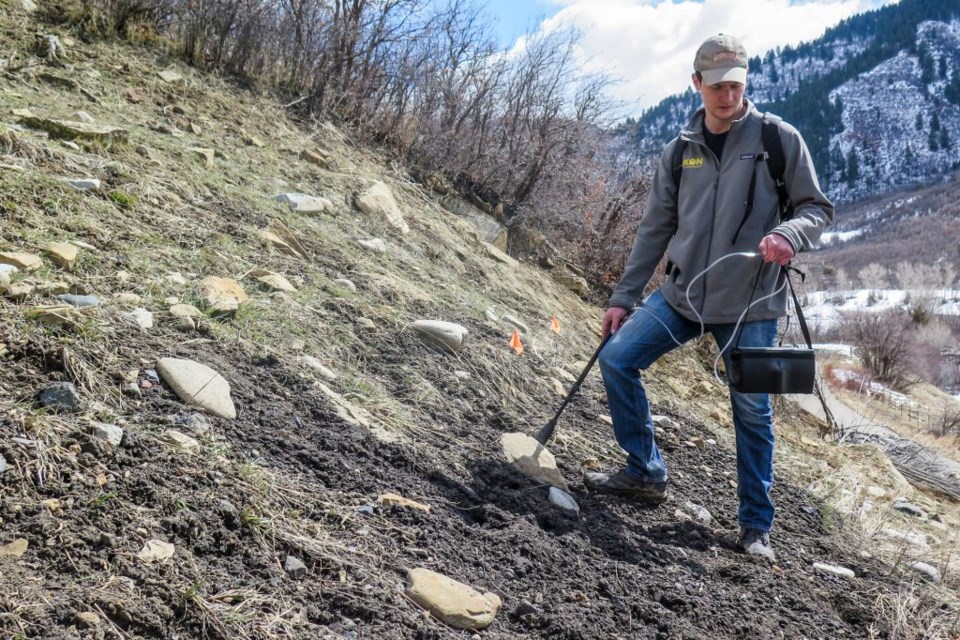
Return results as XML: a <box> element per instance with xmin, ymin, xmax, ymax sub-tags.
<box><xmin>0</xmin><ymin>5</ymin><xmax>947</xmax><ymax>639</ymax></box>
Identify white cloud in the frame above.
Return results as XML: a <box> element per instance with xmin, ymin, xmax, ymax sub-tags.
<box><xmin>528</xmin><ymin>0</ymin><xmax>899</xmax><ymax>113</ymax></box>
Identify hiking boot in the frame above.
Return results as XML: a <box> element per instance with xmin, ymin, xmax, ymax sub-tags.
<box><xmin>583</xmin><ymin>469</ymin><xmax>667</xmax><ymax>504</ymax></box>
<box><xmin>738</xmin><ymin>527</ymin><xmax>775</xmax><ymax>561</ymax></box>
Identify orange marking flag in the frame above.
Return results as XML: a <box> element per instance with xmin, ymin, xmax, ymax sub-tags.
<box><xmin>509</xmin><ymin>329</ymin><xmax>524</xmax><ymax>355</ymax></box>
<box><xmin>550</xmin><ymin>315</ymin><xmax>561</xmax><ymax>334</ymax></box>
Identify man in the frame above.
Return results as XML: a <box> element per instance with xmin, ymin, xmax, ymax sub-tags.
<box><xmin>584</xmin><ymin>34</ymin><xmax>833</xmax><ymax>561</ymax></box>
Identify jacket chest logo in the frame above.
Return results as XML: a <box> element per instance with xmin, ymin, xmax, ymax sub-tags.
<box><xmin>681</xmin><ymin>157</ymin><xmax>704</xmax><ymax>168</ymax></box>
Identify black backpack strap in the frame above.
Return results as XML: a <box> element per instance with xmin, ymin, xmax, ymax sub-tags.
<box><xmin>761</xmin><ymin>115</ymin><xmax>794</xmax><ymax>221</ymax></box>
<box><xmin>671</xmin><ymin>137</ymin><xmax>688</xmax><ymax>193</ymax></box>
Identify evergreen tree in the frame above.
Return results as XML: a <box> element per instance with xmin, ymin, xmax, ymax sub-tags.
<box><xmin>916</xmin><ymin>112</ymin><xmax>924</xmax><ymax>130</ymax></box>
<box><xmin>940</xmin><ymin>128</ymin><xmax>950</xmax><ymax>150</ymax></box>
<box><xmin>846</xmin><ymin>149</ymin><xmax>859</xmax><ymax>185</ymax></box>
<box><xmin>947</xmin><ymin>72</ymin><xmax>960</xmax><ymax>104</ymax></box>
<box><xmin>939</xmin><ymin>56</ymin><xmax>948</xmax><ymax>79</ymax></box>
<box><xmin>931</xmin><ymin>112</ymin><xmax>941</xmax><ymax>132</ymax></box>
<box><xmin>929</xmin><ymin>128</ymin><xmax>939</xmax><ymax>151</ymax></box>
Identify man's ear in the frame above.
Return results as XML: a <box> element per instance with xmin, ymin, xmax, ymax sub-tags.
<box><xmin>691</xmin><ymin>73</ymin><xmax>701</xmax><ymax>90</ymax></box>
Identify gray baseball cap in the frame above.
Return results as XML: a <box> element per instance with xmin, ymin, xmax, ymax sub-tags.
<box><xmin>694</xmin><ymin>34</ymin><xmax>748</xmax><ymax>85</ymax></box>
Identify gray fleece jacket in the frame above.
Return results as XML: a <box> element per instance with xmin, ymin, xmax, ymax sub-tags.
<box><xmin>609</xmin><ymin>99</ymin><xmax>834</xmax><ymax>323</ymax></box>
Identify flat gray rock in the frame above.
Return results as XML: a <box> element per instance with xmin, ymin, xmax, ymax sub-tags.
<box><xmin>58</xmin><ymin>294</ymin><xmax>101</xmax><ymax>307</ymax></box>
<box><xmin>39</xmin><ymin>382</ymin><xmax>81</xmax><ymax>413</ymax></box>
<box><xmin>410</xmin><ymin>320</ymin><xmax>468</xmax><ymax>352</ymax></box>
<box><xmin>157</xmin><ymin>358</ymin><xmax>236</xmax><ymax>419</ymax></box>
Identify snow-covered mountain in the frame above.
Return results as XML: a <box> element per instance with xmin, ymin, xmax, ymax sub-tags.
<box><xmin>624</xmin><ymin>0</ymin><xmax>960</xmax><ymax>205</ymax></box>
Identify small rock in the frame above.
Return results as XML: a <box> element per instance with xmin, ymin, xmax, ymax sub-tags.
<box><xmin>548</xmin><ymin>487</ymin><xmax>580</xmax><ymax>514</ymax></box>
<box><xmin>454</xmin><ymin>371</ymin><xmax>471</xmax><ymax>381</ymax></box>
<box><xmin>158</xmin><ymin>69</ymin><xmax>183</xmax><ymax>83</ymax></box>
<box><xmin>503</xmin><ymin>315</ymin><xmax>530</xmax><ymax>334</ymax></box>
<box><xmin>813</xmin><ymin>562</ymin><xmax>855</xmax><ymax>579</ymax></box>
<box><xmin>135</xmin><ymin>144</ymin><xmax>151</xmax><ymax>157</ymax></box>
<box><xmin>200</xmin><ymin>276</ymin><xmax>248</xmax><ymax>315</ymax></box>
<box><xmin>358</xmin><ymin>505</ymin><xmax>375</xmax><ymax>516</ymax></box>
<box><xmin>39</xmin><ymin>382</ymin><xmax>82</xmax><ymax>413</ymax></box>
<box><xmin>356</xmin><ymin>317</ymin><xmax>376</xmax><ymax>330</ymax></box>
<box><xmin>167</xmin><ymin>272</ymin><xmax>189</xmax><ymax>286</ymax></box>
<box><xmin>122</xmin><ymin>308</ymin><xmax>154</xmax><ymax>330</ymax></box>
<box><xmin>256</xmin><ymin>273</ymin><xmax>297</xmax><ymax>293</ymax></box>
<box><xmin>0</xmin><ymin>539</ymin><xmax>28</xmax><ymax>558</ymax></box>
<box><xmin>357</xmin><ymin>238</ymin><xmax>387</xmax><ymax>253</ymax></box>
<box><xmin>284</xmin><ymin>555</ymin><xmax>307</xmax><ymax>580</ymax></box>
<box><xmin>680</xmin><ymin>501</ymin><xmax>712</xmax><ymax>526</ymax></box>
<box><xmin>333</xmin><ymin>278</ymin><xmax>357</xmax><ymax>292</ymax></box>
<box><xmin>866</xmin><ymin>486</ymin><xmax>886</xmax><ymax>498</ymax></box>
<box><xmin>378</xmin><ymin>493</ymin><xmax>431</xmax><ymax>513</ymax></box>
<box><xmin>67</xmin><ymin>178</ymin><xmax>101</xmax><ymax>191</ymax></box>
<box><xmin>910</xmin><ymin>561</ymin><xmax>941</xmax><ymax>584</ymax></box>
<box><xmin>189</xmin><ymin>122</ymin><xmax>202</xmax><ymax>135</ymax></box>
<box><xmin>137</xmin><ymin>539</ymin><xmax>175</xmax><ymax>562</ymax></box>
<box><xmin>62</xmin><ymin>140</ymin><xmax>80</xmax><ymax>151</ymax></box>
<box><xmin>300</xmin><ymin>149</ymin><xmax>329</xmax><ymax>168</ymax></box>
<box><xmin>187</xmin><ymin>147</ymin><xmax>215</xmax><ymax>166</ymax></box>
<box><xmin>41</xmin><ymin>498</ymin><xmax>61</xmax><ymax>512</ymax></box>
<box><xmin>76</xmin><ymin>111</ymin><xmax>94</xmax><ymax>123</ymax></box>
<box><xmin>169</xmin><ymin>303</ymin><xmax>202</xmax><ymax>318</ymax></box>
<box><xmin>893</xmin><ymin>500</ymin><xmax>925</xmax><ymax>518</ymax></box>
<box><xmin>174</xmin><ymin>317</ymin><xmax>196</xmax><ymax>332</ymax></box>
<box><xmin>245</xmin><ymin>135</ymin><xmax>265</xmax><ymax>147</ymax></box>
<box><xmin>651</xmin><ymin>415</ymin><xmax>676</xmax><ymax>429</ymax></box>
<box><xmin>91</xmin><ymin>422</ymin><xmax>124</xmax><ymax>446</ymax></box>
<box><xmin>410</xmin><ymin>320</ymin><xmax>468</xmax><ymax>353</ymax></box>
<box><xmin>354</xmin><ymin>181</ymin><xmax>409</xmax><ymax>234</ymax></box>
<box><xmin>58</xmin><ymin>293</ymin><xmax>101</xmax><ymax>307</ymax></box>
<box><xmin>300</xmin><ymin>356</ymin><xmax>337</xmax><ymax>380</ymax></box>
<box><xmin>5</xmin><ymin>282</ymin><xmax>32</xmax><ymax>301</ymax></box>
<box><xmin>175</xmin><ymin>414</ymin><xmax>212</xmax><ymax>435</ymax></box>
<box><xmin>0</xmin><ymin>454</ymin><xmax>7</xmax><ymax>475</ymax></box>
<box><xmin>76</xmin><ymin>612</ymin><xmax>100</xmax><ymax>627</ymax></box>
<box><xmin>273</xmin><ymin>193</ymin><xmax>331</xmax><ymax>214</ymax></box>
<box><xmin>113</xmin><ymin>292</ymin><xmax>142</xmax><ymax>304</ymax></box>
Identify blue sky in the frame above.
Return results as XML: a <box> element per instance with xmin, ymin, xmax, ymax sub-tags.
<box><xmin>483</xmin><ymin>0</ymin><xmax>900</xmax><ymax>112</ymax></box>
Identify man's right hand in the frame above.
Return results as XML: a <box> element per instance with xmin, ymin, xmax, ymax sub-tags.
<box><xmin>602</xmin><ymin>306</ymin><xmax>629</xmax><ymax>339</ymax></box>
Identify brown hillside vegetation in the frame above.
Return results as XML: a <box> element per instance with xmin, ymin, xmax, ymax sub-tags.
<box><xmin>2</xmin><ymin>3</ymin><xmax>960</xmax><ymax>640</ymax></box>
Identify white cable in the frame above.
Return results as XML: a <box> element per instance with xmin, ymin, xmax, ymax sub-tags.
<box><xmin>634</xmin><ymin>251</ymin><xmax>788</xmax><ymax>384</ymax></box>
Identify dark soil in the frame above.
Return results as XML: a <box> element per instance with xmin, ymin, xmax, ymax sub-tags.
<box><xmin>0</xmin><ymin>326</ymin><xmax>904</xmax><ymax>640</ymax></box>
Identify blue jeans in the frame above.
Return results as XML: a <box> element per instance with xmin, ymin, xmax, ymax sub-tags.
<box><xmin>598</xmin><ymin>290</ymin><xmax>778</xmax><ymax>532</ymax></box>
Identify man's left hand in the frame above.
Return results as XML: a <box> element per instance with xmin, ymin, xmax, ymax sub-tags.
<box><xmin>758</xmin><ymin>233</ymin><xmax>795</xmax><ymax>266</ymax></box>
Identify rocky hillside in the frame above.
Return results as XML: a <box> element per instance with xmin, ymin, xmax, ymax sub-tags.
<box><xmin>626</xmin><ymin>0</ymin><xmax>960</xmax><ymax>204</ymax></box>
<box><xmin>1</xmin><ymin>3</ymin><xmax>959</xmax><ymax>639</ymax></box>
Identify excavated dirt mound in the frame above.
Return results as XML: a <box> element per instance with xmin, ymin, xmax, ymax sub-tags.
<box><xmin>2</xmin><ymin>332</ymin><xmax>899</xmax><ymax>639</ymax></box>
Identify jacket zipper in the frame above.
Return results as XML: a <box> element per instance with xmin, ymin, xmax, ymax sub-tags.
<box><xmin>699</xmin><ymin>143</ymin><xmax>721</xmax><ymax>318</ymax></box>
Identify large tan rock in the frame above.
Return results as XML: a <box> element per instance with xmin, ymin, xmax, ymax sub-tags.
<box><xmin>355</xmin><ymin>182</ymin><xmax>409</xmax><ymax>234</ymax></box>
<box><xmin>200</xmin><ymin>276</ymin><xmax>248</xmax><ymax>315</ymax></box>
<box><xmin>45</xmin><ymin>242</ymin><xmax>79</xmax><ymax>271</ymax></box>
<box><xmin>406</xmin><ymin>568</ymin><xmax>501</xmax><ymax>630</ymax></box>
<box><xmin>500</xmin><ymin>432</ymin><xmax>568</xmax><ymax>490</ymax></box>
<box><xmin>0</xmin><ymin>252</ymin><xmax>42</xmax><ymax>271</ymax></box>
<box><xmin>157</xmin><ymin>358</ymin><xmax>236</xmax><ymax>419</ymax></box>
